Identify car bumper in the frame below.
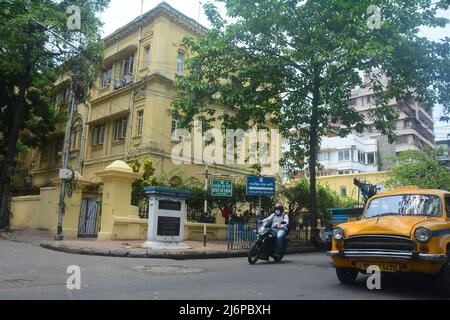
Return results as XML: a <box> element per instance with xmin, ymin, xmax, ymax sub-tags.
<box><xmin>327</xmin><ymin>250</ymin><xmax>447</xmax><ymax>262</ymax></box>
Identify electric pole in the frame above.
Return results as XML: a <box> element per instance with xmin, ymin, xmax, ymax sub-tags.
<box><xmin>29</xmin><ymin>19</ymin><xmax>82</xmax><ymax>240</ymax></box>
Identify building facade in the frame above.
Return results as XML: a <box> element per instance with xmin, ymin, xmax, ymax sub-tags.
<box><xmin>26</xmin><ymin>2</ymin><xmax>260</xmax><ymax>189</ymax></box>
<box><xmin>316</xmin><ymin>134</ymin><xmax>378</xmax><ymax>177</ymax></box>
<box><xmin>349</xmin><ymin>74</ymin><xmax>435</xmax><ymax>156</ymax></box>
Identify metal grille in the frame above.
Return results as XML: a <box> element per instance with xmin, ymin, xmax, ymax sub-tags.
<box><xmin>78</xmin><ymin>198</ymin><xmax>100</xmax><ymax>237</ymax></box>
<box><xmin>344</xmin><ymin>235</ymin><xmax>415</xmax><ymax>252</ymax></box>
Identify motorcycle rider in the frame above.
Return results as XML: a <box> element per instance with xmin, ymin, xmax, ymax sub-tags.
<box><xmin>261</xmin><ymin>203</ymin><xmax>289</xmax><ymax>258</ymax></box>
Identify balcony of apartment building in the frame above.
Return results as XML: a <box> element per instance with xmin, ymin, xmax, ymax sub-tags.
<box><xmin>90</xmin><ymin>45</ymin><xmax>137</xmax><ymax>102</ymax></box>
<box><xmin>396</xmin><ymin>117</ymin><xmax>435</xmax><ymax>146</ymax></box>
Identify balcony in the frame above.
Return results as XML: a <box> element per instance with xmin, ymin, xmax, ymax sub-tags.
<box><xmin>398</xmin><ymin>102</ymin><xmax>416</xmax><ymax>118</ymax></box>
<box><xmin>113</xmin><ymin>74</ymin><xmax>133</xmax><ymax>90</ymax></box>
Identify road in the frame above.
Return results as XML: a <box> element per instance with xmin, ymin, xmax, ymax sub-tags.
<box><xmin>0</xmin><ymin>240</ymin><xmax>446</xmax><ymax>300</ymax></box>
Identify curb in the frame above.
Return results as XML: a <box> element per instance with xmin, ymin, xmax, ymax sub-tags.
<box><xmin>40</xmin><ymin>241</ymin><xmax>318</xmax><ymax>260</ymax></box>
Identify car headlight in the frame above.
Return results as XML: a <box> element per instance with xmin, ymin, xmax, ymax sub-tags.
<box><xmin>333</xmin><ymin>227</ymin><xmax>345</xmax><ymax>241</ymax></box>
<box><xmin>414</xmin><ymin>227</ymin><xmax>431</xmax><ymax>243</ymax></box>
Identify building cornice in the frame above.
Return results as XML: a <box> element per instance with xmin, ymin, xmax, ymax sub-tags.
<box><xmin>103</xmin><ymin>2</ymin><xmax>208</xmax><ymax>47</ymax></box>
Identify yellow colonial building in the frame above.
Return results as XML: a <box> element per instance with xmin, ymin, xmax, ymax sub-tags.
<box><xmin>11</xmin><ymin>2</ymin><xmax>282</xmax><ymax>241</ymax></box>
<box><xmin>30</xmin><ymin>2</ymin><xmax>254</xmax><ymax>188</ymax></box>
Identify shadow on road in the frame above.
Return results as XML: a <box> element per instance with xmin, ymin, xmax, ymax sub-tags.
<box><xmin>346</xmin><ymin>273</ymin><xmax>446</xmax><ymax>299</ymax></box>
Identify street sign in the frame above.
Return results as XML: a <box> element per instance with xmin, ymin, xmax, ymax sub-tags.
<box><xmin>246</xmin><ymin>176</ymin><xmax>276</xmax><ymax>196</ymax></box>
<box><xmin>211</xmin><ymin>179</ymin><xmax>234</xmax><ymax>197</ymax></box>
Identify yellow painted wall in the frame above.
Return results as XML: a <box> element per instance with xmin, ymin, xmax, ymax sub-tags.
<box><xmin>317</xmin><ymin>171</ymin><xmax>389</xmax><ymax>201</ymax></box>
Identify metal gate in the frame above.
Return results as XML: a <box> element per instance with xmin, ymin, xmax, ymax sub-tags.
<box><xmin>78</xmin><ymin>198</ymin><xmax>100</xmax><ymax>237</ymax></box>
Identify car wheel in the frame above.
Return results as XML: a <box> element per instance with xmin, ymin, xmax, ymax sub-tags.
<box><xmin>437</xmin><ymin>253</ymin><xmax>450</xmax><ymax>297</ymax></box>
<box><xmin>336</xmin><ymin>267</ymin><xmax>358</xmax><ymax>284</ymax></box>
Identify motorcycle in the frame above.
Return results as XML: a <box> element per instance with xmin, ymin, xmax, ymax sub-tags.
<box><xmin>248</xmin><ymin>221</ymin><xmax>289</xmax><ymax>264</ymax></box>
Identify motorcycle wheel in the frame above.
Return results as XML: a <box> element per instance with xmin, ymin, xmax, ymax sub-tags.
<box><xmin>248</xmin><ymin>242</ymin><xmax>261</xmax><ymax>265</ymax></box>
<box><xmin>273</xmin><ymin>253</ymin><xmax>284</xmax><ymax>263</ymax></box>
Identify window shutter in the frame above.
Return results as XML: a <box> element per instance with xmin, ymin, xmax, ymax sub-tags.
<box><xmin>99</xmin><ymin>125</ymin><xmax>105</xmax><ymax>144</ymax></box>
<box><xmin>121</xmin><ymin>119</ymin><xmax>127</xmax><ymax>139</ymax></box>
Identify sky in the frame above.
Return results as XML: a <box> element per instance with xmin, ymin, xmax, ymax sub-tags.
<box><xmin>99</xmin><ymin>0</ymin><xmax>450</xmax><ymax>141</ymax></box>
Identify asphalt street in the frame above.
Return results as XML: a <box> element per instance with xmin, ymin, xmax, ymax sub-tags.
<box><xmin>0</xmin><ymin>240</ymin><xmax>446</xmax><ymax>300</ymax></box>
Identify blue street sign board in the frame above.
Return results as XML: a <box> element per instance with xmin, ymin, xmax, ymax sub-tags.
<box><xmin>246</xmin><ymin>176</ymin><xmax>276</xmax><ymax>196</ymax></box>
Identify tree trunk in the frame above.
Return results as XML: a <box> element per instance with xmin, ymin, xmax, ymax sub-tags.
<box><xmin>308</xmin><ymin>70</ymin><xmax>321</xmax><ymax>234</ymax></box>
<box><xmin>0</xmin><ymin>45</ymin><xmax>31</xmax><ymax>226</ymax></box>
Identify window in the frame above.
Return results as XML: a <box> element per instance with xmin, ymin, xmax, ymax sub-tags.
<box><xmin>60</xmin><ymin>86</ymin><xmax>69</xmax><ymax>102</ymax></box>
<box><xmin>41</xmin><ymin>143</ymin><xmax>49</xmax><ymax>160</ymax></box>
<box><xmin>55</xmin><ymin>136</ymin><xmax>64</xmax><ymax>159</ymax></box>
<box><xmin>136</xmin><ymin>111</ymin><xmax>144</xmax><ymax>136</ymax></box>
<box><xmin>347</xmin><ymin>98</ymin><xmax>356</xmax><ymax>106</ymax></box>
<box><xmin>317</xmin><ymin>152</ymin><xmax>329</xmax><ymax>161</ymax></box>
<box><xmin>358</xmin><ymin>150</ymin><xmax>365</xmax><ymax>163</ymax></box>
<box><xmin>404</xmin><ymin>119</ymin><xmax>413</xmax><ymax>129</ymax></box>
<box><xmin>171</xmin><ymin>116</ymin><xmax>179</xmax><ymax>140</ymax></box>
<box><xmin>338</xmin><ymin>150</ymin><xmax>350</xmax><ymax>161</ymax></box>
<box><xmin>122</xmin><ymin>55</ymin><xmax>134</xmax><ymax>77</ymax></box>
<box><xmin>71</xmin><ymin>125</ymin><xmax>82</xmax><ymax>151</ymax></box>
<box><xmin>176</xmin><ymin>50</ymin><xmax>185</xmax><ymax>75</ymax></box>
<box><xmin>114</xmin><ymin>118</ymin><xmax>127</xmax><ymax>141</ymax></box>
<box><xmin>445</xmin><ymin>197</ymin><xmax>450</xmax><ymax>215</ymax></box>
<box><xmin>144</xmin><ymin>46</ymin><xmax>150</xmax><ymax>68</ymax></box>
<box><xmin>367</xmin><ymin>152</ymin><xmax>376</xmax><ymax>164</ymax></box>
<box><xmin>92</xmin><ymin>124</ymin><xmax>105</xmax><ymax>147</ymax></box>
<box><xmin>365</xmin><ymin>195</ymin><xmax>442</xmax><ymax>218</ymax></box>
<box><xmin>340</xmin><ymin>186</ymin><xmax>347</xmax><ymax>197</ymax></box>
<box><xmin>101</xmin><ymin>67</ymin><xmax>112</xmax><ymax>88</ymax></box>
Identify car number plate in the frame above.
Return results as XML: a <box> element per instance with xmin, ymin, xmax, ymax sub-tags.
<box><xmin>358</xmin><ymin>263</ymin><xmax>400</xmax><ymax>273</ymax></box>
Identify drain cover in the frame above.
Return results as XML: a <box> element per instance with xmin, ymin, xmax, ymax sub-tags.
<box><xmin>132</xmin><ymin>265</ymin><xmax>203</xmax><ymax>274</ymax></box>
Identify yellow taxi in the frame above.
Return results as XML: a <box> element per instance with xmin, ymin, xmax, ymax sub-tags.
<box><xmin>328</xmin><ymin>187</ymin><xmax>450</xmax><ymax>296</ymax></box>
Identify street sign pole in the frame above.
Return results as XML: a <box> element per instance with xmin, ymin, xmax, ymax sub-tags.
<box><xmin>203</xmin><ymin>164</ymin><xmax>208</xmax><ymax>247</ymax></box>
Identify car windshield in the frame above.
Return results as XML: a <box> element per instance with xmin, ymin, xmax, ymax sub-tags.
<box><xmin>364</xmin><ymin>194</ymin><xmax>441</xmax><ymax>218</ymax></box>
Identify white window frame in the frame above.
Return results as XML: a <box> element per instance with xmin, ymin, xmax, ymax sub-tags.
<box><xmin>114</xmin><ymin>118</ymin><xmax>127</xmax><ymax>141</ymax></box>
<box><xmin>92</xmin><ymin>124</ymin><xmax>105</xmax><ymax>147</ymax></box>
<box><xmin>101</xmin><ymin>67</ymin><xmax>112</xmax><ymax>88</ymax></box>
<box><xmin>122</xmin><ymin>55</ymin><xmax>134</xmax><ymax>77</ymax></box>
<box><xmin>171</xmin><ymin>117</ymin><xmax>180</xmax><ymax>140</ymax></box>
<box><xmin>144</xmin><ymin>46</ymin><xmax>151</xmax><ymax>68</ymax></box>
<box><xmin>317</xmin><ymin>152</ymin><xmax>329</xmax><ymax>161</ymax></box>
<box><xmin>338</xmin><ymin>150</ymin><xmax>350</xmax><ymax>161</ymax></box>
<box><xmin>176</xmin><ymin>50</ymin><xmax>185</xmax><ymax>75</ymax></box>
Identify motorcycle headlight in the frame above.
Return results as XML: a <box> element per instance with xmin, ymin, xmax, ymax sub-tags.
<box><xmin>333</xmin><ymin>227</ymin><xmax>345</xmax><ymax>241</ymax></box>
<box><xmin>414</xmin><ymin>227</ymin><xmax>431</xmax><ymax>243</ymax></box>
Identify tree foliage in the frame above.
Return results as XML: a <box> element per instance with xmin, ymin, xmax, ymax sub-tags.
<box><xmin>172</xmin><ymin>0</ymin><xmax>450</xmax><ymax>230</ymax></box>
<box><xmin>0</xmin><ymin>0</ymin><xmax>109</xmax><ymax>219</ymax></box>
<box><xmin>278</xmin><ymin>178</ymin><xmax>357</xmax><ymax>223</ymax></box>
<box><xmin>386</xmin><ymin>148</ymin><xmax>450</xmax><ymax>191</ymax></box>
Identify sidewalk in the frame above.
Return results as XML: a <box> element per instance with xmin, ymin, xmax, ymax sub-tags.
<box><xmin>2</xmin><ymin>229</ymin><xmax>318</xmax><ymax>260</ymax></box>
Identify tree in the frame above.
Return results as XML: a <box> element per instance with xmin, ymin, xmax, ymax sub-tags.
<box><xmin>386</xmin><ymin>148</ymin><xmax>450</xmax><ymax>191</ymax></box>
<box><xmin>0</xmin><ymin>0</ymin><xmax>109</xmax><ymax>224</ymax></box>
<box><xmin>172</xmin><ymin>0</ymin><xmax>450</xmax><ymax>232</ymax></box>
<box><xmin>278</xmin><ymin>178</ymin><xmax>357</xmax><ymax>224</ymax></box>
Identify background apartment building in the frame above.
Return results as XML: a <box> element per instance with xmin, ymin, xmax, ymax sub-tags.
<box><xmin>313</xmin><ymin>73</ymin><xmax>436</xmax><ymax>176</ymax></box>
<box><xmin>350</xmin><ymin>74</ymin><xmax>435</xmax><ymax>162</ymax></box>
<box><xmin>316</xmin><ymin>134</ymin><xmax>378</xmax><ymax>177</ymax></box>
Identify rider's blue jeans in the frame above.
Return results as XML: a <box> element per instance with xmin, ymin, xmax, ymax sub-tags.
<box><xmin>274</xmin><ymin>230</ymin><xmax>287</xmax><ymax>255</ymax></box>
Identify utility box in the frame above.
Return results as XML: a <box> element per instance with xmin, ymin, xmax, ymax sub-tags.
<box><xmin>141</xmin><ymin>186</ymin><xmax>191</xmax><ymax>250</ymax></box>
